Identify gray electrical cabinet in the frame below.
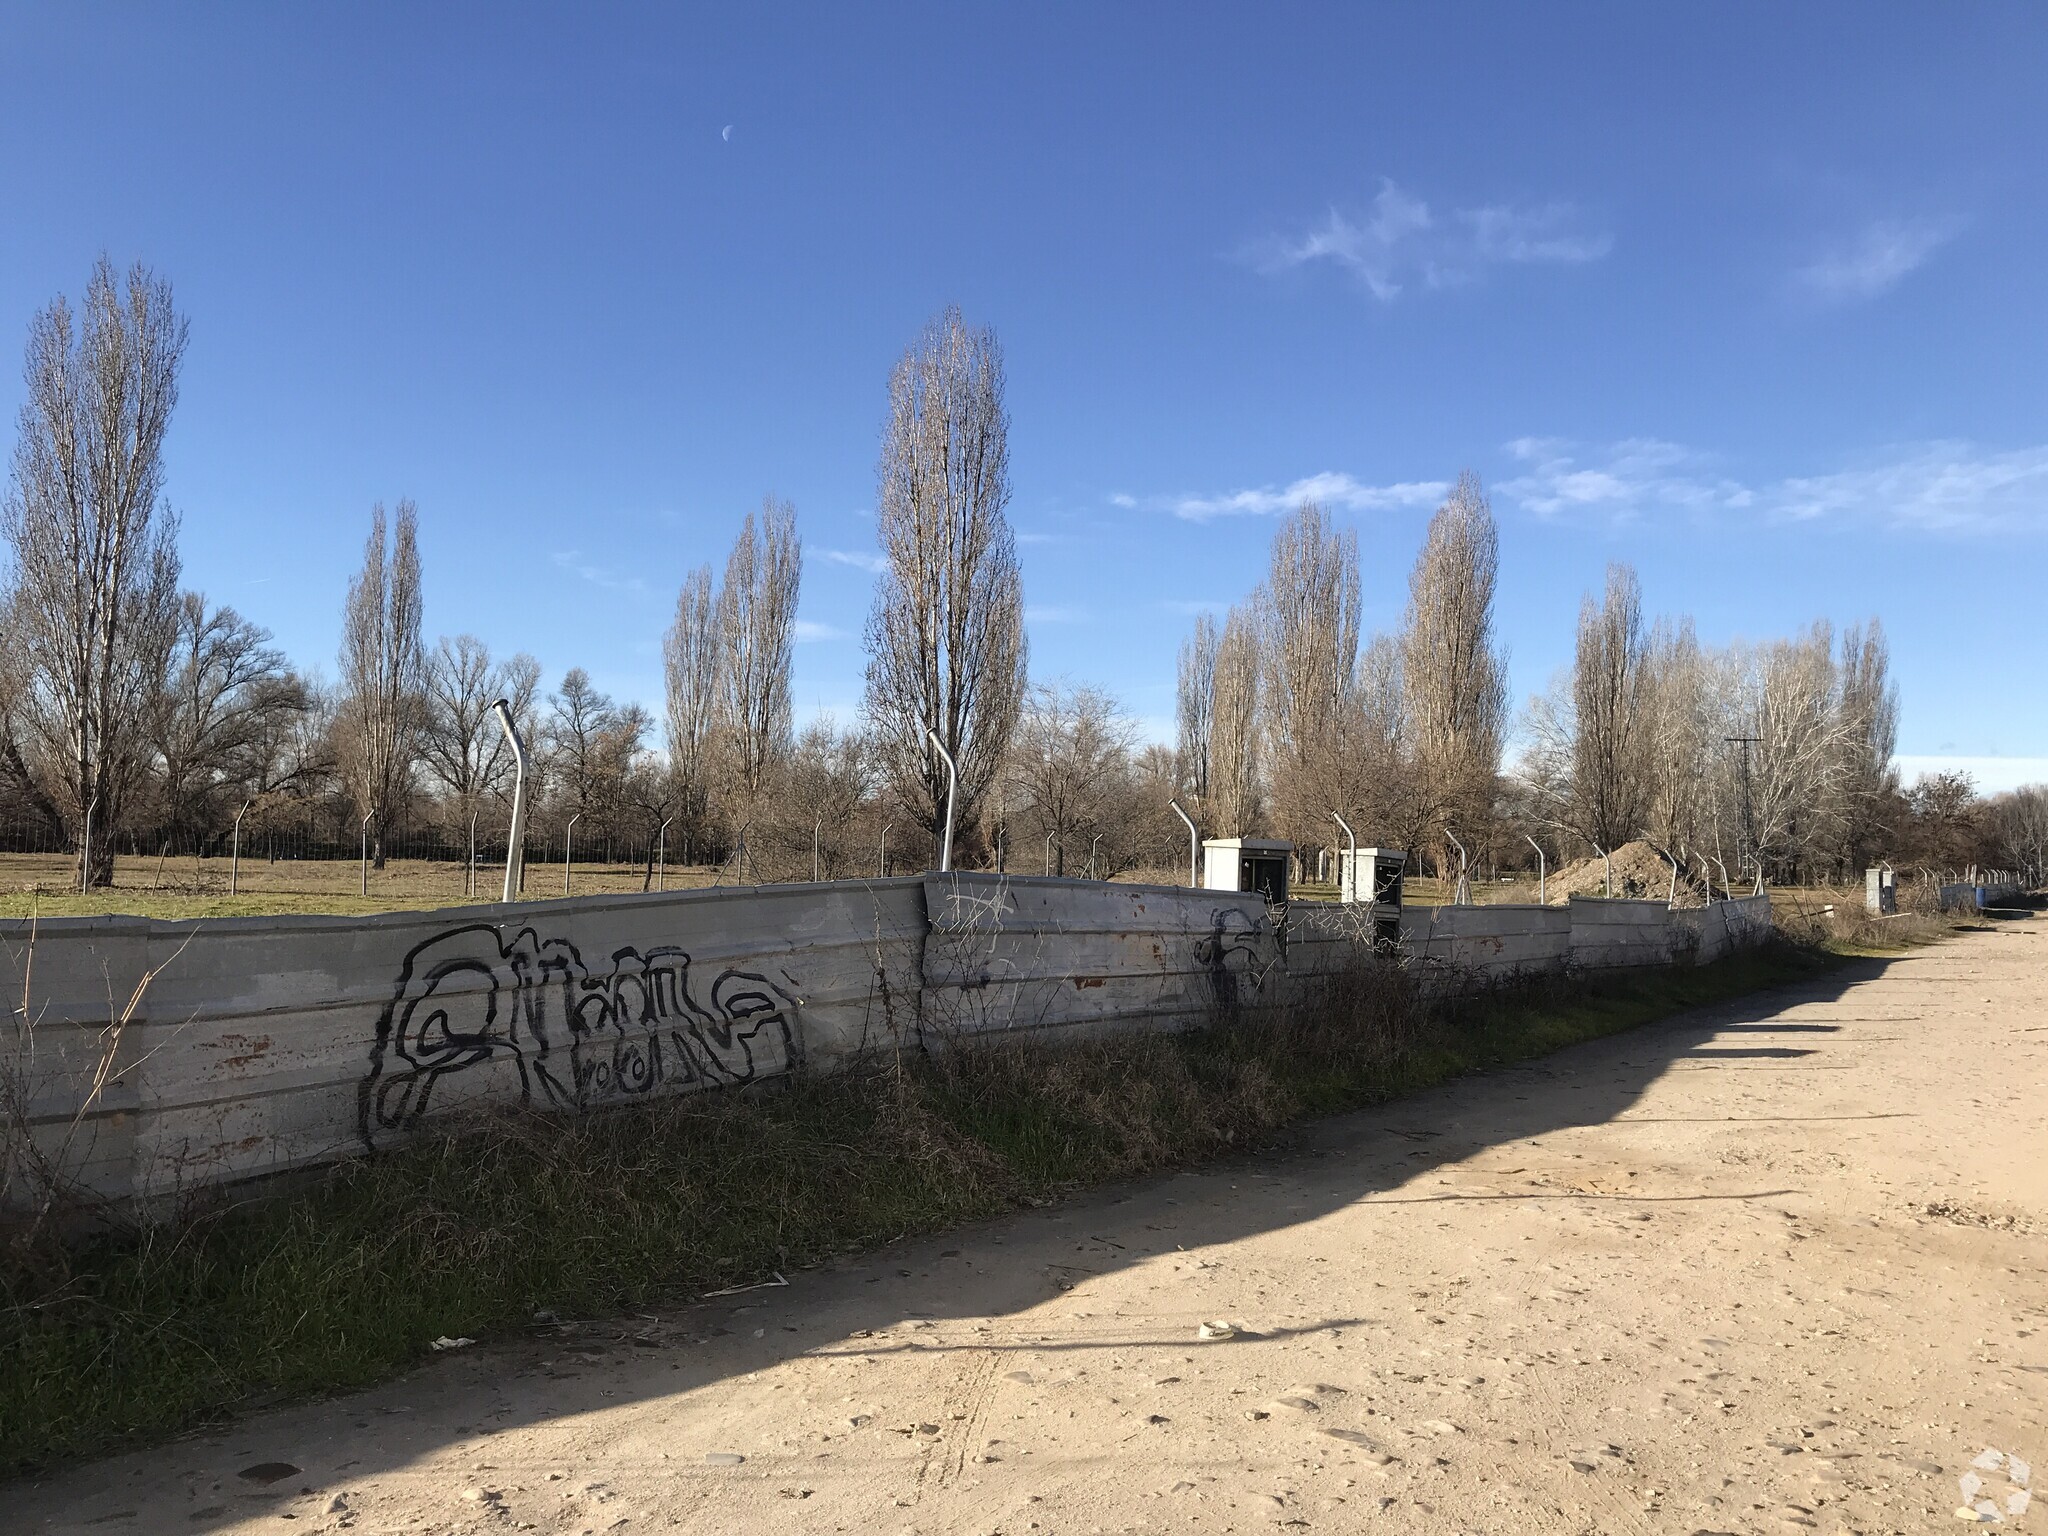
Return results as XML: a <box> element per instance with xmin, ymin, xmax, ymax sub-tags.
<box><xmin>1864</xmin><ymin>866</ymin><xmax>1897</xmax><ymax>916</ymax></box>
<box><xmin>1201</xmin><ymin>838</ymin><xmax>1292</xmax><ymax>905</ymax></box>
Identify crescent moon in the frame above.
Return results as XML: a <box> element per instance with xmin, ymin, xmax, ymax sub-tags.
<box><xmin>721</xmin><ymin>125</ymin><xmax>733</xmax><ymax>142</ymax></box>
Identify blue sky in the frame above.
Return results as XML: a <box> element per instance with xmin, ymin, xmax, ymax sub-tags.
<box><xmin>3</xmin><ymin>6</ymin><xmax>2044</xmax><ymax>787</ymax></box>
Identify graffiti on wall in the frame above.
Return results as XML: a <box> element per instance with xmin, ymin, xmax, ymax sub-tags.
<box><xmin>358</xmin><ymin>923</ymin><xmax>801</xmax><ymax>1148</ymax></box>
<box><xmin>1194</xmin><ymin>906</ymin><xmax>1273</xmax><ymax>1009</ymax></box>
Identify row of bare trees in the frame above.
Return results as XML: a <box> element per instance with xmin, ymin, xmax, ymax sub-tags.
<box><xmin>0</xmin><ymin>262</ymin><xmax>1043</xmax><ymax>887</ymax></box>
<box><xmin>5</xmin><ymin>259</ymin><xmax>2003</xmax><ymax>895</ymax></box>
<box><xmin>1174</xmin><ymin>478</ymin><xmax>1509</xmax><ymax>878</ymax></box>
<box><xmin>1520</xmin><ymin>563</ymin><xmax>1900</xmax><ymax>887</ymax></box>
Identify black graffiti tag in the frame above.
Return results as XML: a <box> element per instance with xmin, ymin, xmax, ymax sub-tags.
<box><xmin>358</xmin><ymin>923</ymin><xmax>800</xmax><ymax>1148</ymax></box>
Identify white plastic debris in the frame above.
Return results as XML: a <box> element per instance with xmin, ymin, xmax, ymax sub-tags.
<box><xmin>429</xmin><ymin>1335</ymin><xmax>475</xmax><ymax>1351</ymax></box>
<box><xmin>1196</xmin><ymin>1320</ymin><xmax>1236</xmax><ymax>1341</ymax></box>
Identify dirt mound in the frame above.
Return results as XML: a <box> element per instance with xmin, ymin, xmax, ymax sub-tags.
<box><xmin>1546</xmin><ymin>839</ymin><xmax>1692</xmax><ymax>904</ymax></box>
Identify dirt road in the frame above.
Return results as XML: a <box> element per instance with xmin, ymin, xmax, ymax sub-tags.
<box><xmin>14</xmin><ymin>925</ymin><xmax>2047</xmax><ymax>1536</ymax></box>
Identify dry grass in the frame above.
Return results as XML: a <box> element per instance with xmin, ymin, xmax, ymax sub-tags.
<box><xmin>0</xmin><ymin>852</ymin><xmax>734</xmax><ymax>920</ymax></box>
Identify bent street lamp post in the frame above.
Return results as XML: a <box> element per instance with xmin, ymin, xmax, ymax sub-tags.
<box><xmin>1170</xmin><ymin>798</ymin><xmax>1199</xmax><ymax>888</ymax></box>
<box><xmin>879</xmin><ymin>821</ymin><xmax>893</xmax><ymax>878</ymax></box>
<box><xmin>1331</xmin><ymin>810</ymin><xmax>1357</xmax><ymax>903</ymax></box>
<box><xmin>1045</xmin><ymin>831</ymin><xmax>1055</xmax><ymax>877</ymax></box>
<box><xmin>1444</xmin><ymin>828</ymin><xmax>1469</xmax><ymax>906</ymax></box>
<box><xmin>1089</xmin><ymin>833</ymin><xmax>1103</xmax><ymax>880</ymax></box>
<box><xmin>79</xmin><ymin>794</ymin><xmax>98</xmax><ymax>894</ymax></box>
<box><xmin>360</xmin><ymin>811</ymin><xmax>374</xmax><ymax>897</ymax></box>
<box><xmin>492</xmin><ymin>699</ymin><xmax>531</xmax><ymax>903</ymax></box>
<box><xmin>231</xmin><ymin>798</ymin><xmax>255</xmax><ymax>896</ymax></box>
<box><xmin>564</xmin><ymin>812</ymin><xmax>582</xmax><ymax>897</ymax></box>
<box><xmin>1524</xmin><ymin>833</ymin><xmax>1547</xmax><ymax>905</ymax></box>
<box><xmin>813</xmin><ymin>811</ymin><xmax>824</xmax><ymax>883</ymax></box>
<box><xmin>1592</xmin><ymin>841</ymin><xmax>1612</xmax><ymax>898</ymax></box>
<box><xmin>925</xmin><ymin>729</ymin><xmax>957</xmax><ymax>873</ymax></box>
<box><xmin>467</xmin><ymin>810</ymin><xmax>480</xmax><ymax>898</ymax></box>
<box><xmin>656</xmin><ymin>815</ymin><xmax>676</xmax><ymax>891</ymax></box>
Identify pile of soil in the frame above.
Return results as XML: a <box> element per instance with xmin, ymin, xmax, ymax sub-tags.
<box><xmin>1546</xmin><ymin>839</ymin><xmax>1701</xmax><ymax>904</ymax></box>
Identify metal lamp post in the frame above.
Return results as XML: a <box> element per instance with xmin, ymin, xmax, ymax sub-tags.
<box><xmin>924</xmin><ymin>729</ymin><xmax>957</xmax><ymax>873</ymax></box>
<box><xmin>1170</xmin><ymin>798</ymin><xmax>1199</xmax><ymax>888</ymax></box>
<box><xmin>492</xmin><ymin>699</ymin><xmax>531</xmax><ymax>902</ymax></box>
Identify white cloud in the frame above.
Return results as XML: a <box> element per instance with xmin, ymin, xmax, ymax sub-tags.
<box><xmin>821</xmin><ymin>548</ymin><xmax>887</xmax><ymax>574</ymax></box>
<box><xmin>1256</xmin><ymin>178</ymin><xmax>1610</xmax><ymax>300</ymax></box>
<box><xmin>1024</xmin><ymin>605</ymin><xmax>1086</xmax><ymax>625</ymax></box>
<box><xmin>1797</xmin><ymin>217</ymin><xmax>1958</xmax><ymax>301</ymax></box>
<box><xmin>1499</xmin><ymin>436</ymin><xmax>2048</xmax><ymax>534</ymax></box>
<box><xmin>1158</xmin><ymin>598</ymin><xmax>1231</xmax><ymax>616</ymax></box>
<box><xmin>792</xmin><ymin>619</ymin><xmax>849</xmax><ymax>642</ymax></box>
<box><xmin>1771</xmin><ymin>442</ymin><xmax>2048</xmax><ymax>532</ymax></box>
<box><xmin>1498</xmin><ymin>438</ymin><xmax>1752</xmax><ymax>523</ymax></box>
<box><xmin>1149</xmin><ymin>470</ymin><xmax>1451</xmax><ymax>523</ymax></box>
<box><xmin>550</xmin><ymin>550</ymin><xmax>648</xmax><ymax>594</ymax></box>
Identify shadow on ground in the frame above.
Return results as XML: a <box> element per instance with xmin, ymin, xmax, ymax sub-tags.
<box><xmin>16</xmin><ymin>956</ymin><xmax>1896</xmax><ymax>1530</ymax></box>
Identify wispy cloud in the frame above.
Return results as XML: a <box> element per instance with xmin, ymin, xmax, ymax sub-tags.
<box><xmin>793</xmin><ymin>619</ymin><xmax>850</xmax><ymax>643</ymax></box>
<box><xmin>1498</xmin><ymin>438</ymin><xmax>1752</xmax><ymax>523</ymax></box>
<box><xmin>1158</xmin><ymin>598</ymin><xmax>1231</xmax><ymax>616</ymax></box>
<box><xmin>1772</xmin><ymin>442</ymin><xmax>2048</xmax><ymax>532</ymax></box>
<box><xmin>1254</xmin><ymin>179</ymin><xmax>1611</xmax><ymax>301</ymax></box>
<box><xmin>1499</xmin><ymin>436</ymin><xmax>2047</xmax><ymax>535</ymax></box>
<box><xmin>1024</xmin><ymin>605</ymin><xmax>1086</xmax><ymax>625</ymax></box>
<box><xmin>1796</xmin><ymin>217</ymin><xmax>1958</xmax><ymax>301</ymax></box>
<box><xmin>1135</xmin><ymin>470</ymin><xmax>1450</xmax><ymax>523</ymax></box>
<box><xmin>821</xmin><ymin>548</ymin><xmax>887</xmax><ymax>574</ymax></box>
<box><xmin>550</xmin><ymin>550</ymin><xmax>648</xmax><ymax>594</ymax></box>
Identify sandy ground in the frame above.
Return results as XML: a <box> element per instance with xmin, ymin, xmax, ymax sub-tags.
<box><xmin>13</xmin><ymin>923</ymin><xmax>2047</xmax><ymax>1536</ymax></box>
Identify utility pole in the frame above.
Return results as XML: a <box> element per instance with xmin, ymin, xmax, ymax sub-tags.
<box><xmin>1725</xmin><ymin>735</ymin><xmax>1761</xmax><ymax>883</ymax></box>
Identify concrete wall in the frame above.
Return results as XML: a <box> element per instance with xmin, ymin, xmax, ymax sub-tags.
<box><xmin>5</xmin><ymin>880</ymin><xmax>926</xmax><ymax>1206</ymax></box>
<box><xmin>2</xmin><ymin>883</ymin><xmax>1774</xmax><ymax>1211</ymax></box>
<box><xmin>921</xmin><ymin>874</ymin><xmax>1273</xmax><ymax>1043</ymax></box>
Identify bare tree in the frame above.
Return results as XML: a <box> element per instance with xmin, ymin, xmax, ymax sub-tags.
<box><xmin>1641</xmin><ymin>616</ymin><xmax>1712</xmax><ymax>869</ymax></box>
<box><xmin>1008</xmin><ymin>681</ymin><xmax>1137</xmax><ymax>876</ymax></box>
<box><xmin>774</xmin><ymin>720</ymin><xmax>875</xmax><ymax>880</ymax></box>
<box><xmin>1834</xmin><ymin>619</ymin><xmax>1899</xmax><ymax>872</ymax></box>
<box><xmin>1568</xmin><ymin>563</ymin><xmax>1650</xmax><ymax>851</ymax></box>
<box><xmin>864</xmin><ymin>307</ymin><xmax>1027</xmax><ymax>857</ymax></box>
<box><xmin>1400</xmin><ymin>472</ymin><xmax>1507</xmax><ymax>860</ymax></box>
<box><xmin>1729</xmin><ymin>624</ymin><xmax>1855</xmax><ymax>880</ymax></box>
<box><xmin>1208</xmin><ymin>603</ymin><xmax>1262</xmax><ymax>836</ymax></box>
<box><xmin>716</xmin><ymin>499</ymin><xmax>801</xmax><ymax>813</ymax></box>
<box><xmin>1175</xmin><ymin>611</ymin><xmax>1218</xmax><ymax>802</ymax></box>
<box><xmin>2</xmin><ymin>256</ymin><xmax>186</xmax><ymax>884</ymax></box>
<box><xmin>337</xmin><ymin>500</ymin><xmax>424</xmax><ymax>867</ymax></box>
<box><xmin>420</xmin><ymin>634</ymin><xmax>540</xmax><ymax>829</ymax></box>
<box><xmin>1260</xmin><ymin>502</ymin><xmax>1362</xmax><ymax>855</ymax></box>
<box><xmin>1984</xmin><ymin>783</ymin><xmax>2048</xmax><ymax>885</ymax></box>
<box><xmin>662</xmin><ymin>563</ymin><xmax>719</xmax><ymax>840</ymax></box>
<box><xmin>148</xmin><ymin>593</ymin><xmax>302</xmax><ymax>844</ymax></box>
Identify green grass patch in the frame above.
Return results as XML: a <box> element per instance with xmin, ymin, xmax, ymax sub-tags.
<box><xmin>0</xmin><ymin>941</ymin><xmax>1835</xmax><ymax>1475</ymax></box>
